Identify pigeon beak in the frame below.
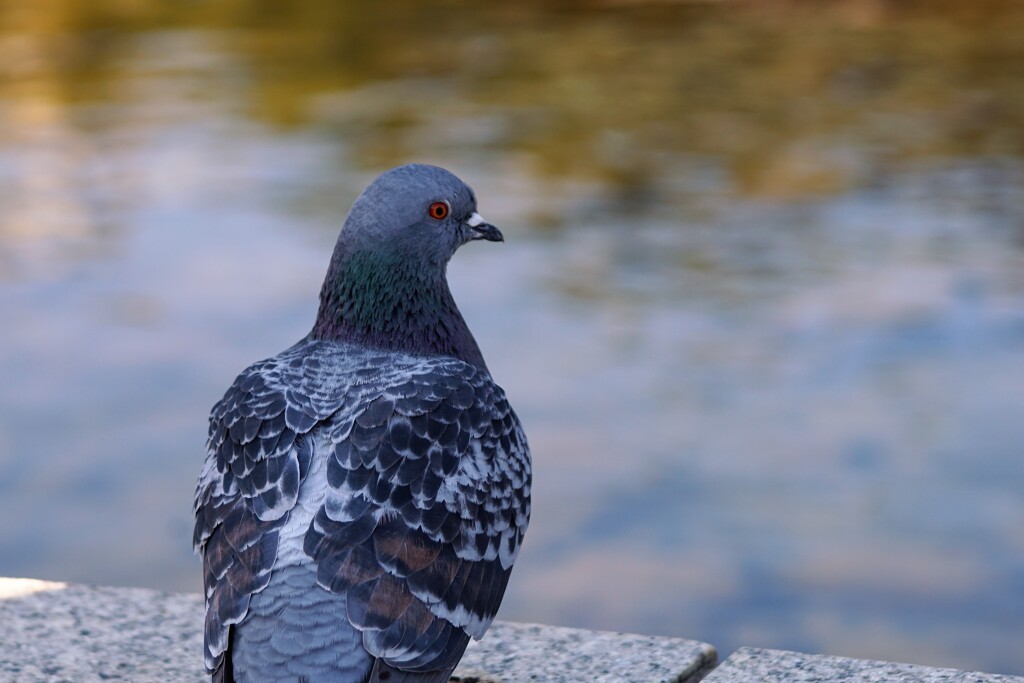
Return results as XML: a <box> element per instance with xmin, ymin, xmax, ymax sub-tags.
<box><xmin>465</xmin><ymin>212</ymin><xmax>504</xmax><ymax>243</ymax></box>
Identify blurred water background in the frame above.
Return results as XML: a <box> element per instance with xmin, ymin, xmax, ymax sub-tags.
<box><xmin>2</xmin><ymin>0</ymin><xmax>1024</xmax><ymax>674</ymax></box>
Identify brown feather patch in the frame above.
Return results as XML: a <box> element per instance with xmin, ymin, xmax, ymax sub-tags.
<box><xmin>397</xmin><ymin>593</ymin><xmax>439</xmax><ymax>636</ymax></box>
<box><xmin>374</xmin><ymin>529</ymin><xmax>443</xmax><ymax>574</ymax></box>
<box><xmin>365</xmin><ymin>572</ymin><xmax>415</xmax><ymax>622</ymax></box>
<box><xmin>332</xmin><ymin>543</ymin><xmax>386</xmax><ymax>586</ymax></box>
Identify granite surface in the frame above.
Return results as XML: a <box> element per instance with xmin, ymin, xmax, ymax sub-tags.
<box><xmin>0</xmin><ymin>577</ymin><xmax>715</xmax><ymax>683</ymax></box>
<box><xmin>453</xmin><ymin>621</ymin><xmax>716</xmax><ymax>683</ymax></box>
<box><xmin>703</xmin><ymin>647</ymin><xmax>1024</xmax><ymax>683</ymax></box>
<box><xmin>0</xmin><ymin>578</ymin><xmax>206</xmax><ymax>682</ymax></box>
<box><xmin>6</xmin><ymin>577</ymin><xmax>1018</xmax><ymax>683</ymax></box>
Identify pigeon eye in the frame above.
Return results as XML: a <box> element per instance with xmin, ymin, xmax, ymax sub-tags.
<box><xmin>428</xmin><ymin>201</ymin><xmax>450</xmax><ymax>220</ymax></box>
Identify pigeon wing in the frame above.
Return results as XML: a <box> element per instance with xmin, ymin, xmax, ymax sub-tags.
<box><xmin>305</xmin><ymin>359</ymin><xmax>532</xmax><ymax>677</ymax></box>
<box><xmin>193</xmin><ymin>341</ymin><xmax>345</xmax><ymax>677</ymax></box>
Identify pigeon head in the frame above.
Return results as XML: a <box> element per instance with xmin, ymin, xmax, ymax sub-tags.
<box><xmin>337</xmin><ymin>164</ymin><xmax>503</xmax><ymax>260</ymax></box>
<box><xmin>310</xmin><ymin>164</ymin><xmax>500</xmax><ymax>369</ymax></box>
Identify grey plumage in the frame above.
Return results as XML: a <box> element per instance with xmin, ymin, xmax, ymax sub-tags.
<box><xmin>231</xmin><ymin>564</ymin><xmax>372</xmax><ymax>682</ymax></box>
<box><xmin>194</xmin><ymin>165</ymin><xmax>531</xmax><ymax>683</ymax></box>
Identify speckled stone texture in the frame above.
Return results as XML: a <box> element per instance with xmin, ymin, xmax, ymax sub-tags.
<box><xmin>0</xmin><ymin>577</ymin><xmax>715</xmax><ymax>683</ymax></box>
<box><xmin>0</xmin><ymin>578</ymin><xmax>206</xmax><ymax>682</ymax></box>
<box><xmin>703</xmin><ymin>648</ymin><xmax>1024</xmax><ymax>683</ymax></box>
<box><xmin>453</xmin><ymin>621</ymin><xmax>717</xmax><ymax>683</ymax></box>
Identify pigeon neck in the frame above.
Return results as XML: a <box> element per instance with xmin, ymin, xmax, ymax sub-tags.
<box><xmin>310</xmin><ymin>248</ymin><xmax>488</xmax><ymax>370</ymax></box>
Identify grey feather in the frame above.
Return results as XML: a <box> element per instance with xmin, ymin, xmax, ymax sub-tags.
<box><xmin>231</xmin><ymin>565</ymin><xmax>372</xmax><ymax>683</ymax></box>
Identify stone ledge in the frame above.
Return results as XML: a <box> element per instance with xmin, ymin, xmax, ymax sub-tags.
<box><xmin>4</xmin><ymin>577</ymin><xmax>1021</xmax><ymax>683</ymax></box>
<box><xmin>0</xmin><ymin>578</ymin><xmax>715</xmax><ymax>683</ymax></box>
<box><xmin>702</xmin><ymin>647</ymin><xmax>1024</xmax><ymax>683</ymax></box>
<box><xmin>456</xmin><ymin>621</ymin><xmax>716</xmax><ymax>683</ymax></box>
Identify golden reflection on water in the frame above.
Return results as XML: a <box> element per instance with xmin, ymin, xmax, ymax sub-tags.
<box><xmin>2</xmin><ymin>0</ymin><xmax>1023</xmax><ymax>242</ymax></box>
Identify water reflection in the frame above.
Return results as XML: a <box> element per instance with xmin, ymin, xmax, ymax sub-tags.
<box><xmin>1</xmin><ymin>0</ymin><xmax>1023</xmax><ymax>675</ymax></box>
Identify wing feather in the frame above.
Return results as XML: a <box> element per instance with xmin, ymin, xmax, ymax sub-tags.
<box><xmin>306</xmin><ymin>360</ymin><xmax>531</xmax><ymax>676</ymax></box>
<box><xmin>193</xmin><ymin>341</ymin><xmax>356</xmax><ymax>677</ymax></box>
<box><xmin>196</xmin><ymin>341</ymin><xmax>531</xmax><ymax>681</ymax></box>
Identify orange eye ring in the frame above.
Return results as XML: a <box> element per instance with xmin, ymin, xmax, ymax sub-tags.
<box><xmin>428</xmin><ymin>201</ymin><xmax>450</xmax><ymax>220</ymax></box>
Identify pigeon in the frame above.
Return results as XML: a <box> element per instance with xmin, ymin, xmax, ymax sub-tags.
<box><xmin>193</xmin><ymin>164</ymin><xmax>532</xmax><ymax>683</ymax></box>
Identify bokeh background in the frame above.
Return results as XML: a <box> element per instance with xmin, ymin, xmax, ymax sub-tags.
<box><xmin>2</xmin><ymin>0</ymin><xmax>1023</xmax><ymax>675</ymax></box>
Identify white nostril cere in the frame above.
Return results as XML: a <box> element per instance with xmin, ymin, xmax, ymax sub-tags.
<box><xmin>466</xmin><ymin>212</ymin><xmax>487</xmax><ymax>227</ymax></box>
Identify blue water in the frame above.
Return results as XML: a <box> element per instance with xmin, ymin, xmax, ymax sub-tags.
<box><xmin>2</xmin><ymin>10</ymin><xmax>1024</xmax><ymax>675</ymax></box>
